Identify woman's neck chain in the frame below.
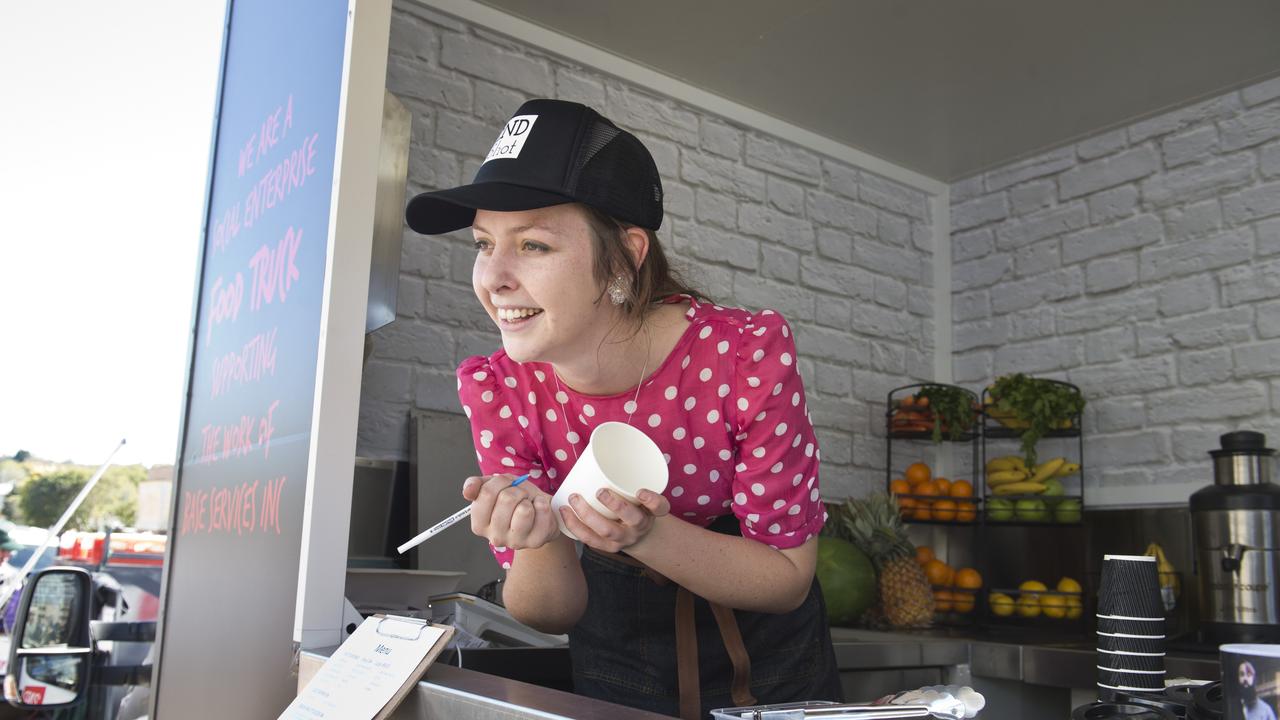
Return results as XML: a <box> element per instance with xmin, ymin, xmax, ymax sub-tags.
<box><xmin>551</xmin><ymin>327</ymin><xmax>651</xmax><ymax>461</ymax></box>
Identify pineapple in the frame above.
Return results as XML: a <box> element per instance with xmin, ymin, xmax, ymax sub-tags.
<box><xmin>842</xmin><ymin>493</ymin><xmax>934</xmax><ymax>628</ymax></box>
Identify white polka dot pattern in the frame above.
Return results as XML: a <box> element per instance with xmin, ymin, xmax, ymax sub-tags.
<box><xmin>454</xmin><ymin>298</ymin><xmax>823</xmax><ymax>570</ymax></box>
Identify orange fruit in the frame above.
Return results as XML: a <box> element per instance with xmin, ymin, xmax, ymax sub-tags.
<box><xmin>955</xmin><ymin>501</ymin><xmax>977</xmax><ymax>523</ymax></box>
<box><xmin>934</xmin><ymin>477</ymin><xmax>951</xmax><ymax>495</ymax></box>
<box><xmin>931</xmin><ymin>499</ymin><xmax>957</xmax><ymax>521</ymax></box>
<box><xmin>933</xmin><ymin>589</ymin><xmax>954</xmax><ymax>613</ymax></box>
<box><xmin>915</xmin><ymin>546</ymin><xmax>935</xmax><ymax>565</ymax></box>
<box><xmin>955</xmin><ymin>568</ymin><xmax>983</xmax><ymax>590</ymax></box>
<box><xmin>949</xmin><ymin>480</ymin><xmax>974</xmax><ymax>497</ymax></box>
<box><xmin>889</xmin><ymin>478</ymin><xmax>911</xmax><ymax>496</ymax></box>
<box><xmin>914</xmin><ymin>480</ymin><xmax>940</xmax><ymax>497</ymax></box>
<box><xmin>905</xmin><ymin>462</ymin><xmax>931</xmax><ymax>485</ymax></box>
<box><xmin>911</xmin><ymin>502</ymin><xmax>932</xmax><ymax>522</ymax></box>
<box><xmin>953</xmin><ymin>592</ymin><xmax>976</xmax><ymax>614</ymax></box>
<box><xmin>923</xmin><ymin>559</ymin><xmax>953</xmax><ymax>586</ymax></box>
<box><xmin>897</xmin><ymin>495</ymin><xmax>917</xmax><ymax>512</ymax></box>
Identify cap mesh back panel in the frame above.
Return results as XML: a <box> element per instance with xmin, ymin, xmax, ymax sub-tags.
<box><xmin>572</xmin><ymin>124</ymin><xmax>664</xmax><ymax>231</ymax></box>
<box><xmin>575</xmin><ymin>122</ymin><xmax>620</xmax><ymax>174</ymax></box>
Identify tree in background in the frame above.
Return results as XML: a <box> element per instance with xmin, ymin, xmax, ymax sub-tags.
<box><xmin>0</xmin><ymin>460</ymin><xmax>31</xmax><ymax>521</ymax></box>
<box><xmin>16</xmin><ymin>465</ymin><xmax>144</xmax><ymax>530</ymax></box>
<box><xmin>0</xmin><ymin>460</ymin><xmax>28</xmax><ymax>487</ymax></box>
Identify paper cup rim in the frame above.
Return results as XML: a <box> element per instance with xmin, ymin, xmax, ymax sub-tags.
<box><xmin>1098</xmin><ymin>631</ymin><xmax>1166</xmax><ymax>639</ymax></box>
<box><xmin>1097</xmin><ymin>613</ymin><xmax>1165</xmax><ymax>621</ymax></box>
<box><xmin>1097</xmin><ymin>648</ymin><xmax>1166</xmax><ymax>657</ymax></box>
<box><xmin>1220</xmin><ymin>643</ymin><xmax>1280</xmax><ymax>657</ymax></box>
<box><xmin>584</xmin><ymin>421</ymin><xmax>669</xmax><ymax>496</ymax></box>
<box><xmin>1103</xmin><ymin>554</ymin><xmax>1158</xmax><ymax>562</ymax></box>
<box><xmin>1097</xmin><ymin>683</ymin><xmax>1167</xmax><ymax>692</ymax></box>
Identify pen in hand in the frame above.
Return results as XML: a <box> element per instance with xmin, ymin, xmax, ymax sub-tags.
<box><xmin>396</xmin><ymin>474</ymin><xmax>530</xmax><ymax>555</ymax></box>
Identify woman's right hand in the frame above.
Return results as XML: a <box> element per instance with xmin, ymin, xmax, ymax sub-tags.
<box><xmin>462</xmin><ymin>474</ymin><xmax>561</xmax><ymax>551</ymax></box>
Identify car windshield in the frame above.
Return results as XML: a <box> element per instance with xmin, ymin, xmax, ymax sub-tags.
<box><xmin>5</xmin><ymin>546</ymin><xmax>57</xmax><ymax>571</ymax></box>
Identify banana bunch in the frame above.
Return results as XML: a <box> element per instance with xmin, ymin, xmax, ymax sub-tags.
<box><xmin>1145</xmin><ymin>542</ymin><xmax>1179</xmax><ymax>611</ymax></box>
<box><xmin>986</xmin><ymin>456</ymin><xmax>1080</xmax><ymax>496</ymax></box>
<box><xmin>987</xmin><ymin>455</ymin><xmax>1035</xmax><ymax>494</ymax></box>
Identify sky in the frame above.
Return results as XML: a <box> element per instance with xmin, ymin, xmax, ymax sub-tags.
<box><xmin>1</xmin><ymin>1</ymin><xmax>227</xmax><ymax>467</ymax></box>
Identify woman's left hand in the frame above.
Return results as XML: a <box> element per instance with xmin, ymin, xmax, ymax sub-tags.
<box><xmin>561</xmin><ymin>489</ymin><xmax>670</xmax><ymax>554</ymax></box>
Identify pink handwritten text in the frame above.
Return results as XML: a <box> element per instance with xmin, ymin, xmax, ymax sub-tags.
<box><xmin>211</xmin><ymin>129</ymin><xmax>318</xmax><ymax>254</ymax></box>
<box><xmin>179</xmin><ymin>475</ymin><xmax>287</xmax><ymax>537</ymax></box>
<box><xmin>210</xmin><ymin>327</ymin><xmax>278</xmax><ymax>398</ymax></box>
<box><xmin>205</xmin><ymin>273</ymin><xmax>244</xmax><ymax>347</ymax></box>
<box><xmin>248</xmin><ymin>226</ymin><xmax>302</xmax><ymax>311</ymax></box>
<box><xmin>238</xmin><ymin>95</ymin><xmax>294</xmax><ymax>178</ymax></box>
<box><xmin>198</xmin><ymin>399</ymin><xmax>280</xmax><ymax>465</ymax></box>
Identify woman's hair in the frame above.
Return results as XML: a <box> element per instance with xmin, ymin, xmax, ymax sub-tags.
<box><xmin>579</xmin><ymin>204</ymin><xmax>709</xmax><ymax>328</ymax></box>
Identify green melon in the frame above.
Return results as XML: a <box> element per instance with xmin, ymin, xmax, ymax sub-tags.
<box><xmin>816</xmin><ymin>536</ymin><xmax>876</xmax><ymax>626</ymax></box>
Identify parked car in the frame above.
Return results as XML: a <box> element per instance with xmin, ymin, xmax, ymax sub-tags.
<box><xmin>0</xmin><ymin>530</ymin><xmax>164</xmax><ymax>719</ymax></box>
<box><xmin>0</xmin><ymin>545</ymin><xmax>58</xmax><ymax>588</ymax></box>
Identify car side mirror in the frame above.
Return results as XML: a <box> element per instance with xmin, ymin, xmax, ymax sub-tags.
<box><xmin>3</xmin><ymin>567</ymin><xmax>93</xmax><ymax>709</ymax></box>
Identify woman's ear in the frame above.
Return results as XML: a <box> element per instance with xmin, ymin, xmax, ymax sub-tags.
<box><xmin>622</xmin><ymin>225</ymin><xmax>650</xmax><ymax>271</ymax></box>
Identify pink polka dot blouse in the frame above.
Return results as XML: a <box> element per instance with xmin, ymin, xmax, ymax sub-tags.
<box><xmin>456</xmin><ymin>295</ymin><xmax>825</xmax><ymax>569</ymax></box>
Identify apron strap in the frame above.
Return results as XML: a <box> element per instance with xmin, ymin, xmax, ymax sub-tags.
<box><xmin>675</xmin><ymin>586</ymin><xmax>700</xmax><ymax>720</ymax></box>
<box><xmin>709</xmin><ymin>601</ymin><xmax>757</xmax><ymax>707</ymax></box>
<box><xmin>587</xmin><ymin>548</ymin><xmax>755</xmax><ymax>719</ymax></box>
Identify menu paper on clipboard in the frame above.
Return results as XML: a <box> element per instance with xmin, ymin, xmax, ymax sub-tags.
<box><xmin>279</xmin><ymin>615</ymin><xmax>453</xmax><ymax>720</ymax></box>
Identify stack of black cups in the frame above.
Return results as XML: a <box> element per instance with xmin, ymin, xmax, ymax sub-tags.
<box><xmin>1096</xmin><ymin>554</ymin><xmax>1167</xmax><ymax>694</ymax></box>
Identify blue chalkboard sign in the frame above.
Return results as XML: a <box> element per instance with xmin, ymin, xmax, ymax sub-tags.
<box><xmin>155</xmin><ymin>1</ymin><xmax>349</xmax><ymax>717</ymax></box>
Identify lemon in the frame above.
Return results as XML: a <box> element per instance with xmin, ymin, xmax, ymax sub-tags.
<box><xmin>990</xmin><ymin>592</ymin><xmax>1015</xmax><ymax>617</ymax></box>
<box><xmin>1018</xmin><ymin>580</ymin><xmax>1047</xmax><ymax>600</ymax></box>
<box><xmin>1066</xmin><ymin>596</ymin><xmax>1083</xmax><ymax>620</ymax></box>
<box><xmin>1040</xmin><ymin>594</ymin><xmax>1068</xmax><ymax>619</ymax></box>
<box><xmin>1056</xmin><ymin>577</ymin><xmax>1082</xmax><ymax>594</ymax></box>
<box><xmin>1016</xmin><ymin>595</ymin><xmax>1041</xmax><ymax>618</ymax></box>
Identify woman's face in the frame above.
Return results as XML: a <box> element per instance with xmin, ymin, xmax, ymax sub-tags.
<box><xmin>471</xmin><ymin>204</ymin><xmax>612</xmax><ymax>364</ymax></box>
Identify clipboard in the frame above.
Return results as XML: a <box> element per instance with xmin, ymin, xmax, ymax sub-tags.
<box><xmin>280</xmin><ymin>615</ymin><xmax>455</xmax><ymax>720</ymax></box>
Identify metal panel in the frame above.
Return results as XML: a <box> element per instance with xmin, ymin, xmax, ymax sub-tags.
<box><xmin>970</xmin><ymin>641</ymin><xmax>1022</xmax><ymax>681</ymax></box>
<box><xmin>410</xmin><ymin>410</ymin><xmax>503</xmax><ymax>593</ymax></box>
<box><xmin>366</xmin><ymin>90</ymin><xmax>411</xmax><ymax>333</ymax></box>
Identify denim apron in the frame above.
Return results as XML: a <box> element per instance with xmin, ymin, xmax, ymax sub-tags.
<box><xmin>567</xmin><ymin>515</ymin><xmax>843</xmax><ymax>718</ymax></box>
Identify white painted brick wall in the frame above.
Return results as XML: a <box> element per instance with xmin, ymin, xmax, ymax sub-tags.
<box><xmin>357</xmin><ymin>2</ymin><xmax>936</xmax><ymax>500</ymax></box>
<box><xmin>952</xmin><ymin>76</ymin><xmax>1280</xmax><ymax>495</ymax></box>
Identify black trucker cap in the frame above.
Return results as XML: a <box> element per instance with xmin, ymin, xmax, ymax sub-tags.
<box><xmin>405</xmin><ymin>99</ymin><xmax>664</xmax><ymax>235</ymax></box>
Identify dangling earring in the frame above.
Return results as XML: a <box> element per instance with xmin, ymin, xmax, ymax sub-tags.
<box><xmin>607</xmin><ymin>275</ymin><xmax>629</xmax><ymax>305</ymax></box>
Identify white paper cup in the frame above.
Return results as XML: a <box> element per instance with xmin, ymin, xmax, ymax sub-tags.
<box><xmin>1221</xmin><ymin>643</ymin><xmax>1280</xmax><ymax>718</ymax></box>
<box><xmin>551</xmin><ymin>421</ymin><xmax>668</xmax><ymax>540</ymax></box>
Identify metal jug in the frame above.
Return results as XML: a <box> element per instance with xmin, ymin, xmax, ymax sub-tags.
<box><xmin>1190</xmin><ymin>431</ymin><xmax>1280</xmax><ymax>643</ymax></box>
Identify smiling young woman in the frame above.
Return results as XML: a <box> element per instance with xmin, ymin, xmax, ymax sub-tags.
<box><xmin>405</xmin><ymin>98</ymin><xmax>841</xmax><ymax>719</ymax></box>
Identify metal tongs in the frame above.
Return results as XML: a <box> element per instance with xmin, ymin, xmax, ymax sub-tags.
<box><xmin>714</xmin><ymin>700</ymin><xmax>965</xmax><ymax>720</ymax></box>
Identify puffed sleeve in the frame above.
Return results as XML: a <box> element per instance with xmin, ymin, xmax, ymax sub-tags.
<box><xmin>457</xmin><ymin>355</ymin><xmax>543</xmax><ymax>569</ymax></box>
<box><xmin>728</xmin><ymin>310</ymin><xmax>825</xmax><ymax>549</ymax></box>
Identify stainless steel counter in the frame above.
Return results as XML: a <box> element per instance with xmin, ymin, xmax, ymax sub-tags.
<box><xmin>829</xmin><ymin>627</ymin><xmax>1221</xmax><ymax>689</ymax></box>
<box><xmin>300</xmin><ymin>628</ymin><xmax>1221</xmax><ymax>718</ymax></box>
<box><xmin>301</xmin><ymin>646</ymin><xmax>670</xmax><ymax>720</ymax></box>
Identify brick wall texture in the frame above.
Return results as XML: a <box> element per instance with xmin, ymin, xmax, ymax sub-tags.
<box><xmin>355</xmin><ymin>2</ymin><xmax>937</xmax><ymax>499</ymax></box>
<box><xmin>952</xmin><ymin>75</ymin><xmax>1280</xmax><ymax>493</ymax></box>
